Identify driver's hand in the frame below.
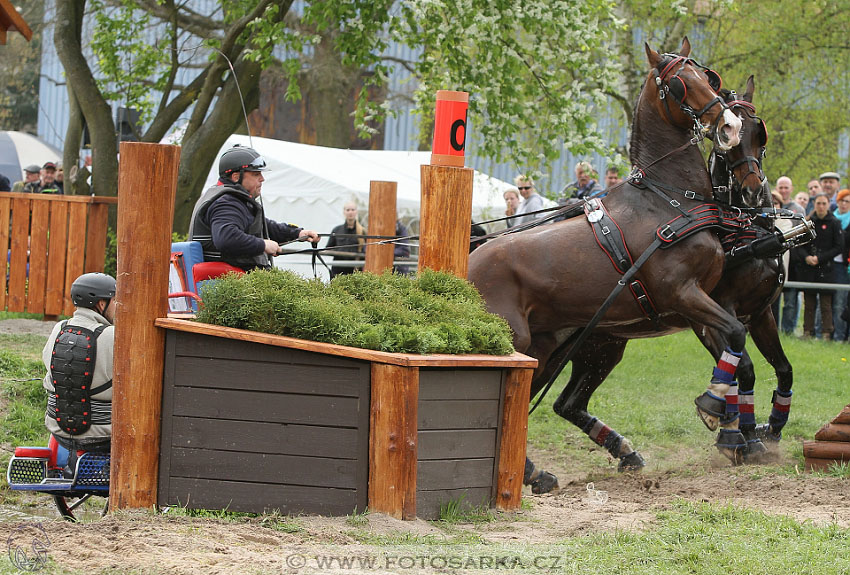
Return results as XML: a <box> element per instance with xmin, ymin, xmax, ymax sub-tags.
<box><xmin>263</xmin><ymin>239</ymin><xmax>281</xmax><ymax>255</ymax></box>
<box><xmin>299</xmin><ymin>229</ymin><xmax>320</xmax><ymax>243</ymax></box>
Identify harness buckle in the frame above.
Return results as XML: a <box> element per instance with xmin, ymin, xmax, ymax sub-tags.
<box><xmin>659</xmin><ymin>225</ymin><xmax>675</xmax><ymax>240</ymax></box>
<box><xmin>601</xmin><ymin>226</ymin><xmax>611</xmax><ymax>235</ymax></box>
<box><xmin>684</xmin><ymin>190</ymin><xmax>696</xmax><ymax>199</ymax></box>
<box><xmin>670</xmin><ymin>199</ymin><xmax>680</xmax><ymax>208</ymax></box>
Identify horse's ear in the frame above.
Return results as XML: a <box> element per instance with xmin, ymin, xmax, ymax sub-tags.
<box><xmin>742</xmin><ymin>75</ymin><xmax>755</xmax><ymax>103</ymax></box>
<box><xmin>645</xmin><ymin>43</ymin><xmax>661</xmax><ymax>68</ymax></box>
<box><xmin>679</xmin><ymin>37</ymin><xmax>691</xmax><ymax>57</ymax></box>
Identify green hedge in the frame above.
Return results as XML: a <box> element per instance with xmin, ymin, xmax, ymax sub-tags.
<box><xmin>196</xmin><ymin>269</ymin><xmax>515</xmax><ymax>355</ymax></box>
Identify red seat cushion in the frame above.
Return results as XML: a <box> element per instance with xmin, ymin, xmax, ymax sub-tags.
<box><xmin>14</xmin><ymin>447</ymin><xmax>52</xmax><ymax>458</ymax></box>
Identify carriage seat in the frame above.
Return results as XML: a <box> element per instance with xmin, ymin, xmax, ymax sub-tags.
<box><xmin>192</xmin><ymin>261</ymin><xmax>245</xmax><ymax>294</ymax></box>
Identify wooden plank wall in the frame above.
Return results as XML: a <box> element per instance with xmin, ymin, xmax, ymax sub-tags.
<box><xmin>0</xmin><ymin>193</ymin><xmax>116</xmax><ymax>316</ymax></box>
<box><xmin>158</xmin><ymin>331</ymin><xmax>371</xmax><ymax>515</ymax></box>
<box><xmin>415</xmin><ymin>369</ymin><xmax>504</xmax><ymax>519</ymax></box>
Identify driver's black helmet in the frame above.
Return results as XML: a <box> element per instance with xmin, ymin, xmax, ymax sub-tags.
<box><xmin>71</xmin><ymin>273</ymin><xmax>116</xmax><ymax>309</ymax></box>
<box><xmin>218</xmin><ymin>145</ymin><xmax>269</xmax><ymax>179</ymax></box>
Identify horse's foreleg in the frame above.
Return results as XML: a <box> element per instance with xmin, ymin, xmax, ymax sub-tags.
<box><xmin>748</xmin><ymin>307</ymin><xmax>793</xmax><ymax>443</ymax></box>
<box><xmin>550</xmin><ymin>337</ymin><xmax>644</xmax><ymax>472</ymax></box>
<box><xmin>678</xmin><ymin>288</ymin><xmax>749</xmax><ymax>463</ymax></box>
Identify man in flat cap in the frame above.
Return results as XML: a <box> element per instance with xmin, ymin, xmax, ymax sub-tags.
<box><xmin>11</xmin><ymin>165</ymin><xmax>42</xmax><ymax>193</ymax></box>
<box><xmin>819</xmin><ymin>171</ymin><xmax>841</xmax><ymax>211</ymax></box>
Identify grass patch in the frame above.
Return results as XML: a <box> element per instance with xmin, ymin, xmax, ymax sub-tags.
<box><xmin>197</xmin><ymin>268</ymin><xmax>514</xmax><ymax>355</ymax></box>
<box><xmin>527</xmin><ymin>330</ymin><xmax>849</xmax><ymax>474</ymax></box>
<box><xmin>437</xmin><ymin>498</ymin><xmax>497</xmax><ymax>525</ymax></box>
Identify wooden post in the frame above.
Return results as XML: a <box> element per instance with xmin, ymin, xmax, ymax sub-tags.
<box><xmin>495</xmin><ymin>368</ymin><xmax>532</xmax><ymax>510</ymax></box>
<box><xmin>419</xmin><ymin>166</ymin><xmax>474</xmax><ymax>277</ymax></box>
<box><xmin>111</xmin><ymin>142</ymin><xmax>180</xmax><ymax>510</ymax></box>
<box><xmin>368</xmin><ymin>363</ymin><xmax>418</xmax><ymax>519</ymax></box>
<box><xmin>364</xmin><ymin>181</ymin><xmax>397</xmax><ymax>274</ymax></box>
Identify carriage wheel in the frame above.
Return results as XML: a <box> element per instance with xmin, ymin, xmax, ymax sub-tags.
<box><xmin>52</xmin><ymin>494</ymin><xmax>102</xmax><ymax>522</ymax></box>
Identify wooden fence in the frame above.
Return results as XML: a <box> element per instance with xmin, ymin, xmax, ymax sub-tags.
<box><xmin>1</xmin><ymin>192</ymin><xmax>117</xmax><ymax>317</ymax></box>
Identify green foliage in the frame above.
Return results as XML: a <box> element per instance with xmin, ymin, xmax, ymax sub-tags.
<box><xmin>196</xmin><ymin>268</ymin><xmax>514</xmax><ymax>355</ymax></box>
<box><xmin>90</xmin><ymin>0</ymin><xmax>170</xmax><ymax>128</ymax></box>
<box><xmin>527</xmin><ymin>330</ymin><xmax>850</xmax><ymax>473</ymax></box>
<box><xmin>0</xmin><ymin>346</ymin><xmax>49</xmax><ymax>458</ymax></box>
<box><xmin>104</xmin><ymin>227</ymin><xmax>118</xmax><ymax>279</ymax></box>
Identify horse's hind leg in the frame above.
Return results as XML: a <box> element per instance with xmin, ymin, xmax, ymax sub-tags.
<box><xmin>551</xmin><ymin>336</ymin><xmax>645</xmax><ymax>472</ymax></box>
<box><xmin>748</xmin><ymin>307</ymin><xmax>793</xmax><ymax>444</ymax></box>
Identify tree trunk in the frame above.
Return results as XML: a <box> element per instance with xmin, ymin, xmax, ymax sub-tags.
<box><xmin>172</xmin><ymin>57</ymin><xmax>263</xmax><ymax>234</ymax></box>
<box><xmin>304</xmin><ymin>29</ymin><xmax>358</xmax><ymax>148</ymax></box>
<box><xmin>63</xmin><ymin>85</ymin><xmax>83</xmax><ymax>194</ymax></box>
<box><xmin>54</xmin><ymin>0</ymin><xmax>119</xmax><ymax>197</ymax></box>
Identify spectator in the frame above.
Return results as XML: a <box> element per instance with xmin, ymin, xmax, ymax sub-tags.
<box><xmin>776</xmin><ymin>176</ymin><xmax>805</xmax><ymax>216</ymax></box>
<box><xmin>604</xmin><ymin>167</ymin><xmax>622</xmax><ymax>189</ymax></box>
<box><xmin>0</xmin><ymin>173</ymin><xmax>10</xmax><ymax>192</ymax></box>
<box><xmin>832</xmin><ymin>189</ymin><xmax>850</xmax><ymax>341</ymax></box>
<box><xmin>561</xmin><ymin>161</ymin><xmax>603</xmax><ymax>201</ymax></box>
<box><xmin>35</xmin><ymin>162</ymin><xmax>63</xmax><ymax>194</ymax></box>
<box><xmin>54</xmin><ymin>162</ymin><xmax>65</xmax><ymax>193</ymax></box>
<box><xmin>325</xmin><ymin>201</ymin><xmax>367</xmax><ymax>279</ymax></box>
<box><xmin>819</xmin><ymin>171</ymin><xmax>841</xmax><ymax>210</ymax></box>
<box><xmin>513</xmin><ymin>175</ymin><xmax>546</xmax><ymax>227</ymax></box>
<box><xmin>807</xmin><ymin>180</ymin><xmax>822</xmax><ymax>195</ymax></box>
<box><xmin>11</xmin><ymin>165</ymin><xmax>41</xmax><ymax>193</ymax></box>
<box><xmin>189</xmin><ymin>145</ymin><xmax>318</xmax><ymax>272</ymax></box>
<box><xmin>503</xmin><ymin>188</ymin><xmax>520</xmax><ymax>228</ymax></box>
<box><xmin>42</xmin><ymin>273</ymin><xmax>116</xmax><ymax>467</ymax></box>
<box><xmin>793</xmin><ymin>191</ymin><xmax>810</xmax><ymax>215</ymax></box>
<box><xmin>771</xmin><ymin>191</ymin><xmax>794</xmax><ymax>323</ymax></box>
<box><xmin>791</xmin><ymin>194</ymin><xmax>844</xmax><ymax>340</ymax></box>
<box><xmin>393</xmin><ymin>220</ymin><xmax>412</xmax><ymax>275</ymax></box>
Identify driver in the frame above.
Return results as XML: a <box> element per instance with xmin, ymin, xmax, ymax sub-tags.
<box><xmin>42</xmin><ymin>273</ymin><xmax>116</xmax><ymax>461</ymax></box>
<box><xmin>189</xmin><ymin>145</ymin><xmax>319</xmax><ymax>272</ymax></box>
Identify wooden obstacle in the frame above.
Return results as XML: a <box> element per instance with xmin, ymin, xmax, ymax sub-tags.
<box><xmin>0</xmin><ymin>192</ymin><xmax>116</xmax><ymax>317</ymax></box>
<box><xmin>803</xmin><ymin>405</ymin><xmax>850</xmax><ymax>471</ymax></box>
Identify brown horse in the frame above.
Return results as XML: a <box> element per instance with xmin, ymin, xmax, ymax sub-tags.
<box><xmin>468</xmin><ymin>39</ymin><xmax>751</xmax><ymax>492</ymax></box>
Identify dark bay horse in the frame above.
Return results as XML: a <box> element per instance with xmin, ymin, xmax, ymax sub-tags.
<box><xmin>468</xmin><ymin>39</ymin><xmax>752</xmax><ymax>492</ymax></box>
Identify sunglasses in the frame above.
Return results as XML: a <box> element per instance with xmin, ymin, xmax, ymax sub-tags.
<box><xmin>518</xmin><ymin>186</ymin><xmax>532</xmax><ymax>190</ymax></box>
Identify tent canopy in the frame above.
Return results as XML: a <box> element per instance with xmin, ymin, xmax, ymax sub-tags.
<box><xmin>0</xmin><ymin>131</ymin><xmax>61</xmax><ymax>183</ymax></box>
<box><xmin>202</xmin><ymin>136</ymin><xmax>516</xmax><ymax>240</ymax></box>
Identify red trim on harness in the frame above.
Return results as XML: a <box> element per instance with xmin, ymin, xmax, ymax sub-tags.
<box><xmin>659</xmin><ymin>56</ymin><xmax>686</xmax><ymax>80</ymax></box>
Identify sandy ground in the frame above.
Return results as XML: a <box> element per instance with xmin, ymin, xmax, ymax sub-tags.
<box><xmin>1</xmin><ymin>468</ymin><xmax>842</xmax><ymax>575</ymax></box>
<box><xmin>2</xmin><ymin>318</ymin><xmax>848</xmax><ymax>574</ymax></box>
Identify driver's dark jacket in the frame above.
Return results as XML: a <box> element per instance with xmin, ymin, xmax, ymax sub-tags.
<box><xmin>189</xmin><ymin>180</ymin><xmax>302</xmax><ymax>272</ymax></box>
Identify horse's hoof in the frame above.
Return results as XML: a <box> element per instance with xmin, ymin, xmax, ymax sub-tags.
<box><xmin>753</xmin><ymin>423</ymin><xmax>782</xmax><ymax>443</ymax></box>
<box><xmin>530</xmin><ymin>471</ymin><xmax>559</xmax><ymax>494</ymax></box>
<box><xmin>695</xmin><ymin>392</ymin><xmax>726</xmax><ymax>431</ymax></box>
<box><xmin>715</xmin><ymin>429</ymin><xmax>746</xmax><ymax>465</ymax></box>
<box><xmin>618</xmin><ymin>450</ymin><xmax>646</xmax><ymax>472</ymax></box>
<box><xmin>743</xmin><ymin>439</ymin><xmax>768</xmax><ymax>462</ymax></box>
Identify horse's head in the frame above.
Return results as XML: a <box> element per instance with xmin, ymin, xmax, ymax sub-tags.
<box><xmin>710</xmin><ymin>76</ymin><xmax>769</xmax><ymax>208</ymax></box>
<box><xmin>644</xmin><ymin>38</ymin><xmax>741</xmax><ymax>150</ymax></box>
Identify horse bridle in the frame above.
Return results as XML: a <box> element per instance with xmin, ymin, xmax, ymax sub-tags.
<box><xmin>711</xmin><ymin>97</ymin><xmax>769</xmax><ymax>207</ymax></box>
<box><xmin>654</xmin><ymin>55</ymin><xmax>727</xmax><ymax>139</ymax></box>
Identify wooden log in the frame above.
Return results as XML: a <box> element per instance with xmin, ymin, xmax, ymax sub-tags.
<box><xmin>814</xmin><ymin>423</ymin><xmax>850</xmax><ymax>443</ymax></box>
<box><xmin>369</xmin><ymin>363</ymin><xmax>418</xmax><ymax>519</ymax></box>
<box><xmin>832</xmin><ymin>405</ymin><xmax>850</xmax><ymax>425</ymax></box>
<box><xmin>44</xmin><ymin>201</ymin><xmax>69</xmax><ymax>317</ymax></box>
<box><xmin>418</xmin><ymin>165</ymin><xmax>474</xmax><ymax>278</ymax></box>
<box><xmin>111</xmin><ymin>142</ymin><xmax>180</xmax><ymax>510</ymax></box>
<box><xmin>802</xmin><ymin>440</ymin><xmax>850</xmax><ymax>461</ymax></box>
<box><xmin>0</xmin><ymin>196</ymin><xmax>10</xmax><ymax>310</ymax></box>
<box><xmin>364</xmin><ymin>181</ymin><xmax>397</xmax><ymax>274</ymax></box>
<box><xmin>495</xmin><ymin>367</ymin><xmax>532</xmax><ymax>511</ymax></box>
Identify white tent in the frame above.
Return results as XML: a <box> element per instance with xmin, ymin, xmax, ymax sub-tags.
<box><xmin>202</xmin><ymin>135</ymin><xmax>518</xmax><ymax>279</ymax></box>
<box><xmin>0</xmin><ymin>131</ymin><xmax>61</xmax><ymax>184</ymax></box>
